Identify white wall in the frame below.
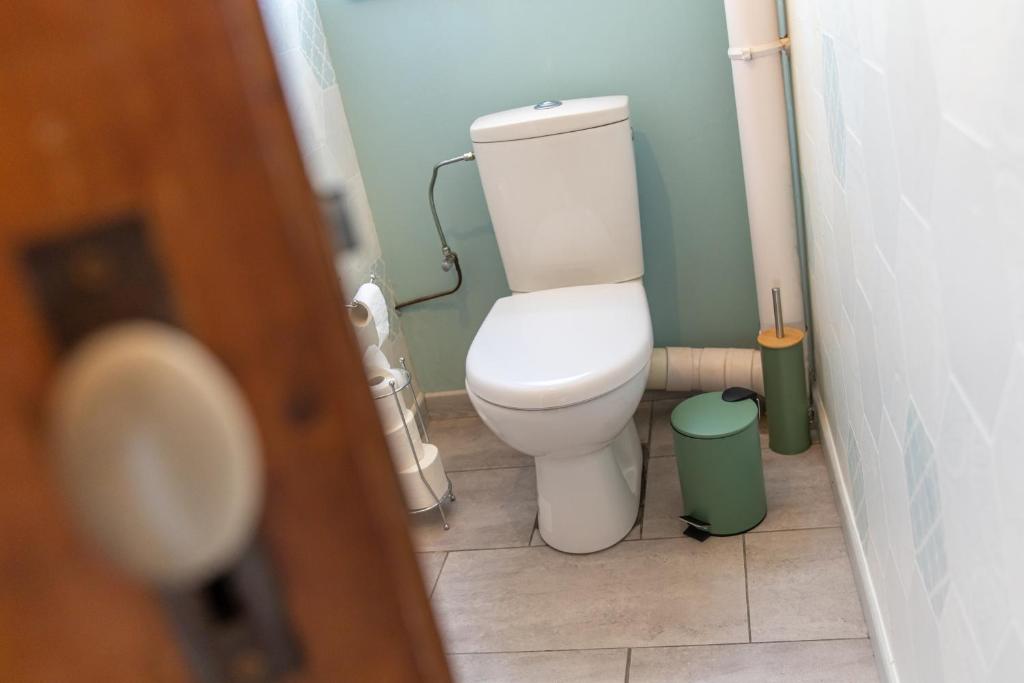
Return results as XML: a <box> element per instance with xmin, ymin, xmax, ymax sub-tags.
<box><xmin>786</xmin><ymin>1</ymin><xmax>1024</xmax><ymax>680</ymax></box>
<box><xmin>257</xmin><ymin>0</ymin><xmax>412</xmax><ymax>366</ymax></box>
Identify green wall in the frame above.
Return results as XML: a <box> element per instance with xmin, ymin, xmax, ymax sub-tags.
<box><xmin>318</xmin><ymin>0</ymin><xmax>759</xmax><ymax>392</ymax></box>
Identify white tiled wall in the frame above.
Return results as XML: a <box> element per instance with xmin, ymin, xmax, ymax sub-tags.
<box><xmin>257</xmin><ymin>0</ymin><xmax>412</xmax><ymax>364</ymax></box>
<box><xmin>787</xmin><ymin>0</ymin><xmax>1024</xmax><ymax>680</ymax></box>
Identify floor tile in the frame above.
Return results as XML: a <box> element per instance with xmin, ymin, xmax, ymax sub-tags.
<box><xmin>635</xmin><ymin>400</ymin><xmax>653</xmax><ymax>445</ymax></box>
<box><xmin>754</xmin><ymin>444</ymin><xmax>840</xmax><ymax>533</ymax></box>
<box><xmin>746</xmin><ymin>528</ymin><xmax>868</xmax><ymax>642</ymax></box>
<box><xmin>410</xmin><ymin>467</ymin><xmax>537</xmax><ymax>552</ymax></box>
<box><xmin>641</xmin><ymin>456</ymin><xmax>685</xmax><ymax>539</ymax></box>
<box><xmin>449</xmin><ymin>648</ymin><xmax>627</xmax><ymax>683</ymax></box>
<box><xmin>629</xmin><ymin>639</ymin><xmax>879</xmax><ymax>682</ymax></box>
<box><xmin>649</xmin><ymin>399</ymin><xmax>680</xmax><ymax>457</ymax></box>
<box><xmin>530</xmin><ymin>522</ymin><xmax>640</xmax><ymax>547</ymax></box>
<box><xmin>429</xmin><ymin>416</ymin><xmax>532</xmax><ymax>471</ymax></box>
<box><xmin>433</xmin><ymin>538</ymin><xmax>748</xmax><ymax>652</ymax></box>
<box><xmin>417</xmin><ymin>552</ymin><xmax>446</xmax><ymax>596</ymax></box>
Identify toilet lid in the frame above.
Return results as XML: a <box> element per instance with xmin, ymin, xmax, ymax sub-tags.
<box><xmin>466</xmin><ymin>280</ymin><xmax>652</xmax><ymax>410</ymax></box>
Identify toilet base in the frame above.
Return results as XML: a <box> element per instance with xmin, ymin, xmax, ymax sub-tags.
<box><xmin>535</xmin><ymin>420</ymin><xmax>642</xmax><ymax>554</ymax></box>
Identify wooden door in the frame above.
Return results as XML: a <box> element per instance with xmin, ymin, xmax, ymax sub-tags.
<box><xmin>0</xmin><ymin>1</ymin><xmax>449</xmax><ymax>681</ymax></box>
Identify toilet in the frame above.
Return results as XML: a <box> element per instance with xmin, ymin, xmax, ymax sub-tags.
<box><xmin>465</xmin><ymin>96</ymin><xmax>653</xmax><ymax>554</ymax></box>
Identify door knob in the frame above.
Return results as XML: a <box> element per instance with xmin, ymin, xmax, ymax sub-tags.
<box><xmin>49</xmin><ymin>322</ymin><xmax>302</xmax><ymax>682</ymax></box>
<box><xmin>49</xmin><ymin>320</ymin><xmax>263</xmax><ymax>586</ymax></box>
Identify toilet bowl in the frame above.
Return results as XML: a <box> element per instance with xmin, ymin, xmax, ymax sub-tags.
<box><xmin>466</xmin><ymin>280</ymin><xmax>652</xmax><ymax>553</ymax></box>
<box><xmin>466</xmin><ymin>95</ymin><xmax>650</xmax><ymax>552</ymax></box>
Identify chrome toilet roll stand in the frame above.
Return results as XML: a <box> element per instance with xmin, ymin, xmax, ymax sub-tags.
<box><xmin>373</xmin><ymin>358</ymin><xmax>454</xmax><ymax>530</ymax></box>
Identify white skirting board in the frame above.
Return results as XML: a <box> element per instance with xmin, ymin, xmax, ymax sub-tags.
<box><xmin>815</xmin><ymin>394</ymin><xmax>899</xmax><ymax>683</ymax></box>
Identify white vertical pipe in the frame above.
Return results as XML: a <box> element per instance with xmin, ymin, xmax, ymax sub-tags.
<box><xmin>723</xmin><ymin>0</ymin><xmax>805</xmax><ymax>331</ymax></box>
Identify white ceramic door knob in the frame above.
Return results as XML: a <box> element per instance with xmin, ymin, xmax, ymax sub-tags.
<box><xmin>50</xmin><ymin>321</ymin><xmax>264</xmax><ymax>588</ymax></box>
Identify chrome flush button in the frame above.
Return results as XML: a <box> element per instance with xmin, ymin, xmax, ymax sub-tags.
<box><xmin>533</xmin><ymin>100</ymin><xmax>562</xmax><ymax>110</ymax></box>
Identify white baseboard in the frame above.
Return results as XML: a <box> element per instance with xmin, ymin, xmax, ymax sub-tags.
<box><xmin>815</xmin><ymin>395</ymin><xmax>899</xmax><ymax>683</ymax></box>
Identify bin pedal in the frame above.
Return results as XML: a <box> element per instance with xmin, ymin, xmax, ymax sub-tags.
<box><xmin>680</xmin><ymin>515</ymin><xmax>711</xmax><ymax>542</ymax></box>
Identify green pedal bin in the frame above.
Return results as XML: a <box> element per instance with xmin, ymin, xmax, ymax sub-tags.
<box><xmin>671</xmin><ymin>391</ymin><xmax>767</xmax><ymax>536</ymax></box>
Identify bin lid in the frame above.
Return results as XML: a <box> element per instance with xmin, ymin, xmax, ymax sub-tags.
<box><xmin>671</xmin><ymin>391</ymin><xmax>758</xmax><ymax>440</ymax></box>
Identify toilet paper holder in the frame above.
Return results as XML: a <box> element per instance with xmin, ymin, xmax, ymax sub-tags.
<box><xmin>370</xmin><ymin>357</ymin><xmax>455</xmax><ymax>529</ymax></box>
<box><xmin>345</xmin><ymin>273</ymin><xmax>378</xmax><ymax>309</ymax></box>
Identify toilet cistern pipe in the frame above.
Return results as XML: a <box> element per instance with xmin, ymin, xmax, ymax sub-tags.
<box><xmin>430</xmin><ymin>152</ymin><xmax>475</xmax><ymax>272</ymax></box>
<box><xmin>772</xmin><ymin>287</ymin><xmax>784</xmax><ymax>338</ymax></box>
<box><xmin>395</xmin><ymin>152</ymin><xmax>476</xmax><ymax>310</ymax></box>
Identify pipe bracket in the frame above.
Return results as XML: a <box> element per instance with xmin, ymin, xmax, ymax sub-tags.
<box><xmin>727</xmin><ymin>36</ymin><xmax>790</xmax><ymax>61</ymax></box>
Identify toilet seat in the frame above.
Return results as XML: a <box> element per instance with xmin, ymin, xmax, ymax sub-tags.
<box><xmin>466</xmin><ymin>280</ymin><xmax>652</xmax><ymax>410</ymax></box>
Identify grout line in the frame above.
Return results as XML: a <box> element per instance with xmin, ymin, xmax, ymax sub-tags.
<box><xmin>745</xmin><ymin>524</ymin><xmax>839</xmax><ymax>532</ymax></box>
<box><xmin>425</xmin><ymin>534</ymin><xmax>729</xmax><ymax>555</ymax></box>
<box><xmin>738</xmin><ymin>636</ymin><xmax>874</xmax><ymax>646</ymax></box>
<box><xmin>422</xmin><ymin>526</ymin><xmax>840</xmax><ymax>555</ymax></box>
<box><xmin>445</xmin><ymin>637</ymin><xmax>874</xmax><ymax>656</ymax></box>
<box><xmin>434</xmin><ymin>543</ymin><xmax>539</xmax><ymax>554</ymax></box>
<box><xmin>428</xmin><ymin>552</ymin><xmax>448</xmax><ymax>599</ymax></box>
<box><xmin>448</xmin><ymin>645</ymin><xmax>633</xmax><ymax>656</ymax></box>
<box><xmin>633</xmin><ymin>635</ymin><xmax>873</xmax><ymax>648</ymax></box>
<box><xmin>624</xmin><ymin>648</ymin><xmax>632</xmax><ymax>683</ymax></box>
<box><xmin>747</xmin><ymin>525</ymin><xmax>842</xmax><ymax>536</ymax></box>
<box><xmin>742</xmin><ymin>534</ymin><xmax>752</xmax><ymax>643</ymax></box>
<box><xmin>446</xmin><ymin>464</ymin><xmax>535</xmax><ymax>474</ymax></box>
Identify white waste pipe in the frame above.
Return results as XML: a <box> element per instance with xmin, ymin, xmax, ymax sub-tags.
<box><xmin>647</xmin><ymin>347</ymin><xmax>764</xmax><ymax>395</ymax></box>
<box><xmin>723</xmin><ymin>0</ymin><xmax>805</xmax><ymax>331</ymax></box>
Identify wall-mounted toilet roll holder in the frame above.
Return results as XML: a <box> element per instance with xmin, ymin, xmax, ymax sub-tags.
<box><xmin>345</xmin><ymin>272</ymin><xmax>377</xmax><ymax>310</ymax></box>
<box><xmin>373</xmin><ymin>358</ymin><xmax>454</xmax><ymax>529</ymax></box>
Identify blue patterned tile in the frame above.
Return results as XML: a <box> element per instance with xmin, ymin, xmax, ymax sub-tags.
<box><xmin>909</xmin><ymin>464</ymin><xmax>940</xmax><ymax>543</ymax></box>
<box><xmin>297</xmin><ymin>0</ymin><xmax>336</xmax><ymax>88</ymax></box>
<box><xmin>846</xmin><ymin>429</ymin><xmax>869</xmax><ymax>543</ymax></box>
<box><xmin>822</xmin><ymin>35</ymin><xmax>846</xmax><ymax>186</ymax></box>
<box><xmin>903</xmin><ymin>404</ymin><xmax>932</xmax><ymax>492</ymax></box>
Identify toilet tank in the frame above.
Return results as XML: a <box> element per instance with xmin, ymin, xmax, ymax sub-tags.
<box><xmin>470</xmin><ymin>96</ymin><xmax>644</xmax><ymax>292</ymax></box>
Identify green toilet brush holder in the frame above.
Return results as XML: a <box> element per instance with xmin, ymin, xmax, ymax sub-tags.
<box><xmin>757</xmin><ymin>288</ymin><xmax>811</xmax><ymax>455</ymax></box>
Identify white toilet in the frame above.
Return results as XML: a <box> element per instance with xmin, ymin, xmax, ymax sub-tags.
<box><xmin>465</xmin><ymin>96</ymin><xmax>653</xmax><ymax>554</ymax></box>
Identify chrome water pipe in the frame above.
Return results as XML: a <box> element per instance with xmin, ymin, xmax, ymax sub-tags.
<box><xmin>396</xmin><ymin>152</ymin><xmax>475</xmax><ymax>310</ymax></box>
<box><xmin>430</xmin><ymin>152</ymin><xmax>474</xmax><ymax>273</ymax></box>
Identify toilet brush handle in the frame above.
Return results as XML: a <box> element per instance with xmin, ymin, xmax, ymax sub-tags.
<box><xmin>771</xmin><ymin>287</ymin><xmax>784</xmax><ymax>338</ymax></box>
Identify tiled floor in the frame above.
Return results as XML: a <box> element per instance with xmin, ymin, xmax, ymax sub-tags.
<box><xmin>411</xmin><ymin>398</ymin><xmax>879</xmax><ymax>682</ymax></box>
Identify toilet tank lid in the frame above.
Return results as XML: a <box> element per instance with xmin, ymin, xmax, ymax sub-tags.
<box><xmin>470</xmin><ymin>96</ymin><xmax>629</xmax><ymax>143</ymax></box>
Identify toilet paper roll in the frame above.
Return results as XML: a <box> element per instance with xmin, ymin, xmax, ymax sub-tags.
<box><xmin>350</xmin><ymin>283</ymin><xmax>389</xmax><ymax>346</ymax></box>
<box><xmin>395</xmin><ymin>443</ymin><xmax>448</xmax><ymax>511</ymax></box>
<box><xmin>362</xmin><ymin>345</ymin><xmax>389</xmax><ymax>374</ymax></box>
<box><xmin>367</xmin><ymin>368</ymin><xmax>413</xmax><ymax>432</ymax></box>
<box><xmin>384</xmin><ymin>416</ymin><xmax>425</xmax><ymax>471</ymax></box>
